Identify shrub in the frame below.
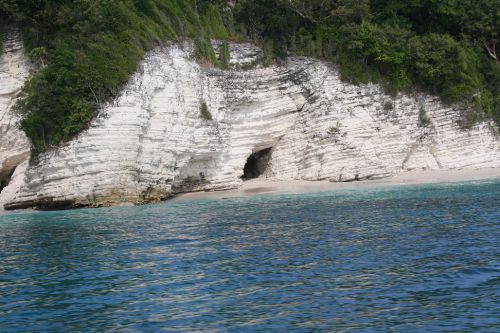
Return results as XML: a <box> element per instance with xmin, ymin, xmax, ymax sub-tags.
<box><xmin>327</xmin><ymin>121</ymin><xmax>341</xmax><ymax>135</ymax></box>
<box><xmin>218</xmin><ymin>42</ymin><xmax>231</xmax><ymax>69</ymax></box>
<box><xmin>419</xmin><ymin>106</ymin><xmax>431</xmax><ymax>127</ymax></box>
<box><xmin>200</xmin><ymin>101</ymin><xmax>212</xmax><ymax>120</ymax></box>
<box><xmin>3</xmin><ymin>0</ymin><xmax>232</xmax><ymax>153</ymax></box>
<box><xmin>2</xmin><ymin>0</ymin><xmax>499</xmax><ymax>155</ymax></box>
<box><xmin>262</xmin><ymin>39</ymin><xmax>274</xmax><ymax>67</ymax></box>
<box><xmin>194</xmin><ymin>37</ymin><xmax>218</xmax><ymax>66</ymax></box>
<box><xmin>383</xmin><ymin>100</ymin><xmax>393</xmax><ymax>110</ymax></box>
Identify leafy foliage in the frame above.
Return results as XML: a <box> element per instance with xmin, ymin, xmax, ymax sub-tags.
<box><xmin>218</xmin><ymin>41</ymin><xmax>231</xmax><ymax>69</ymax></box>
<box><xmin>383</xmin><ymin>100</ymin><xmax>394</xmax><ymax>111</ymax></box>
<box><xmin>1</xmin><ymin>0</ymin><xmax>499</xmax><ymax>154</ymax></box>
<box><xmin>419</xmin><ymin>106</ymin><xmax>431</xmax><ymax>127</ymax></box>
<box><xmin>199</xmin><ymin>100</ymin><xmax>212</xmax><ymax>120</ymax></box>
<box><xmin>235</xmin><ymin>0</ymin><xmax>500</xmax><ymax>124</ymax></box>
<box><xmin>1</xmin><ymin>0</ymin><xmax>231</xmax><ymax>153</ymax></box>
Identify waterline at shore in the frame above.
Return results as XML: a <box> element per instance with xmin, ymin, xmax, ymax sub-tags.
<box><xmin>175</xmin><ymin>167</ymin><xmax>500</xmax><ymax>200</ymax></box>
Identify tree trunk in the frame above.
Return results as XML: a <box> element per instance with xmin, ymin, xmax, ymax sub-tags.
<box><xmin>484</xmin><ymin>40</ymin><xmax>498</xmax><ymax>65</ymax></box>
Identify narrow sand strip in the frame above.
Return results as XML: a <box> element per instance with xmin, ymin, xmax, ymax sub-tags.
<box><xmin>174</xmin><ymin>168</ymin><xmax>500</xmax><ymax>201</ymax></box>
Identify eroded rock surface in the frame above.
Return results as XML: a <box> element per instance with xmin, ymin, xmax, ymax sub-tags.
<box><xmin>0</xmin><ymin>29</ymin><xmax>30</xmax><ymax>207</ymax></box>
<box><xmin>3</xmin><ymin>42</ymin><xmax>500</xmax><ymax>209</ymax></box>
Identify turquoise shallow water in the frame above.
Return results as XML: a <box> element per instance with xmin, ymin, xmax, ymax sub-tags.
<box><xmin>0</xmin><ymin>180</ymin><xmax>499</xmax><ymax>332</ymax></box>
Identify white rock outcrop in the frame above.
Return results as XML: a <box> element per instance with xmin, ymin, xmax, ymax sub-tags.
<box><xmin>2</xmin><ymin>42</ymin><xmax>499</xmax><ymax>209</ymax></box>
<box><xmin>0</xmin><ymin>29</ymin><xmax>31</xmax><ymax>208</ymax></box>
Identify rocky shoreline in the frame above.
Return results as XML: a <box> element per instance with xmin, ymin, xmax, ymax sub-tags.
<box><xmin>1</xmin><ymin>35</ymin><xmax>499</xmax><ymax>211</ymax></box>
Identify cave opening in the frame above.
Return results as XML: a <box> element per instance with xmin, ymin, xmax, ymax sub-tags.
<box><xmin>241</xmin><ymin>148</ymin><xmax>272</xmax><ymax>180</ymax></box>
<box><xmin>0</xmin><ymin>166</ymin><xmax>16</xmax><ymax>194</ymax></box>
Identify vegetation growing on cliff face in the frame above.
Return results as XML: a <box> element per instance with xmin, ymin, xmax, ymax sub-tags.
<box><xmin>0</xmin><ymin>0</ymin><xmax>499</xmax><ymax>153</ymax></box>
<box><xmin>235</xmin><ymin>0</ymin><xmax>500</xmax><ymax>125</ymax></box>
<box><xmin>0</xmin><ymin>0</ymin><xmax>232</xmax><ymax>153</ymax></box>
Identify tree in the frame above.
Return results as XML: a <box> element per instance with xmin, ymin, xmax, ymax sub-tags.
<box><xmin>331</xmin><ymin>0</ymin><xmax>371</xmax><ymax>24</ymax></box>
<box><xmin>459</xmin><ymin>0</ymin><xmax>500</xmax><ymax>65</ymax></box>
<box><xmin>281</xmin><ymin>0</ymin><xmax>335</xmax><ymax>23</ymax></box>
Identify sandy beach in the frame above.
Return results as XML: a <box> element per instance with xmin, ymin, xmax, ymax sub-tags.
<box><xmin>175</xmin><ymin>167</ymin><xmax>500</xmax><ymax>201</ymax></box>
<box><xmin>1</xmin><ymin>168</ymin><xmax>499</xmax><ymax>212</ymax></box>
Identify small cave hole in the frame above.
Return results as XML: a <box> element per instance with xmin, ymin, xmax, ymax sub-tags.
<box><xmin>241</xmin><ymin>148</ymin><xmax>272</xmax><ymax>180</ymax></box>
<box><xmin>0</xmin><ymin>167</ymin><xmax>16</xmax><ymax>194</ymax></box>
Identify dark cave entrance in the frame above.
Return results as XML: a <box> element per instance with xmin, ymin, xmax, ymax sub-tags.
<box><xmin>0</xmin><ymin>167</ymin><xmax>16</xmax><ymax>195</ymax></box>
<box><xmin>241</xmin><ymin>148</ymin><xmax>272</xmax><ymax>180</ymax></box>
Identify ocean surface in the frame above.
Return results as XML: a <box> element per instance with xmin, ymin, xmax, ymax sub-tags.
<box><xmin>0</xmin><ymin>180</ymin><xmax>499</xmax><ymax>332</ymax></box>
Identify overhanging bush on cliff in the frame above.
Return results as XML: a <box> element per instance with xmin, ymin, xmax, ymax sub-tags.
<box><xmin>235</xmin><ymin>0</ymin><xmax>500</xmax><ymax>123</ymax></box>
<box><xmin>1</xmin><ymin>0</ymin><xmax>233</xmax><ymax>153</ymax></box>
<box><xmin>1</xmin><ymin>0</ymin><xmax>499</xmax><ymax>154</ymax></box>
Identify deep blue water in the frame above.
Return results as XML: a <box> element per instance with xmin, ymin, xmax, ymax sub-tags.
<box><xmin>0</xmin><ymin>180</ymin><xmax>499</xmax><ymax>332</ymax></box>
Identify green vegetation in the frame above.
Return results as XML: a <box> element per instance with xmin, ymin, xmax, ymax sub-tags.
<box><xmin>235</xmin><ymin>0</ymin><xmax>500</xmax><ymax>123</ymax></box>
<box><xmin>1</xmin><ymin>0</ymin><xmax>499</xmax><ymax>153</ymax></box>
<box><xmin>419</xmin><ymin>106</ymin><xmax>431</xmax><ymax>127</ymax></box>
<box><xmin>218</xmin><ymin>41</ymin><xmax>231</xmax><ymax>69</ymax></box>
<box><xmin>0</xmin><ymin>0</ymin><xmax>232</xmax><ymax>153</ymax></box>
<box><xmin>383</xmin><ymin>100</ymin><xmax>394</xmax><ymax>111</ymax></box>
<box><xmin>194</xmin><ymin>37</ymin><xmax>219</xmax><ymax>66</ymax></box>
<box><xmin>199</xmin><ymin>100</ymin><xmax>212</xmax><ymax>120</ymax></box>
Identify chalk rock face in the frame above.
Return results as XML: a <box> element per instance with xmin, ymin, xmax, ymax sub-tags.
<box><xmin>4</xmin><ymin>42</ymin><xmax>500</xmax><ymax>209</ymax></box>
<box><xmin>0</xmin><ymin>29</ymin><xmax>30</xmax><ymax>207</ymax></box>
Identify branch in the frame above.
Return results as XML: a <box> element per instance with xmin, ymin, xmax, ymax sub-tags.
<box><xmin>87</xmin><ymin>82</ymin><xmax>101</xmax><ymax>106</ymax></box>
<box><xmin>281</xmin><ymin>0</ymin><xmax>318</xmax><ymax>23</ymax></box>
<box><xmin>483</xmin><ymin>39</ymin><xmax>499</xmax><ymax>64</ymax></box>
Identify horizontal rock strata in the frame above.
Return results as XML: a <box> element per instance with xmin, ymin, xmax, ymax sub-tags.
<box><xmin>0</xmin><ymin>29</ymin><xmax>31</xmax><ymax>208</ymax></box>
<box><xmin>2</xmin><ymin>41</ymin><xmax>500</xmax><ymax>209</ymax></box>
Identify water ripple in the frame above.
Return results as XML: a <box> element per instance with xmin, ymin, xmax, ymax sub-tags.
<box><xmin>0</xmin><ymin>180</ymin><xmax>499</xmax><ymax>332</ymax></box>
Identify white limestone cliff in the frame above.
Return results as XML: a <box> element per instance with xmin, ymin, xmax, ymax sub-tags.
<box><xmin>0</xmin><ymin>29</ymin><xmax>31</xmax><ymax>208</ymax></box>
<box><xmin>2</xmin><ymin>41</ymin><xmax>499</xmax><ymax>209</ymax></box>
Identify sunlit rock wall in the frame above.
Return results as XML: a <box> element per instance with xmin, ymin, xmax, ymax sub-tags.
<box><xmin>4</xmin><ymin>41</ymin><xmax>500</xmax><ymax>209</ymax></box>
<box><xmin>0</xmin><ymin>29</ymin><xmax>30</xmax><ymax>208</ymax></box>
